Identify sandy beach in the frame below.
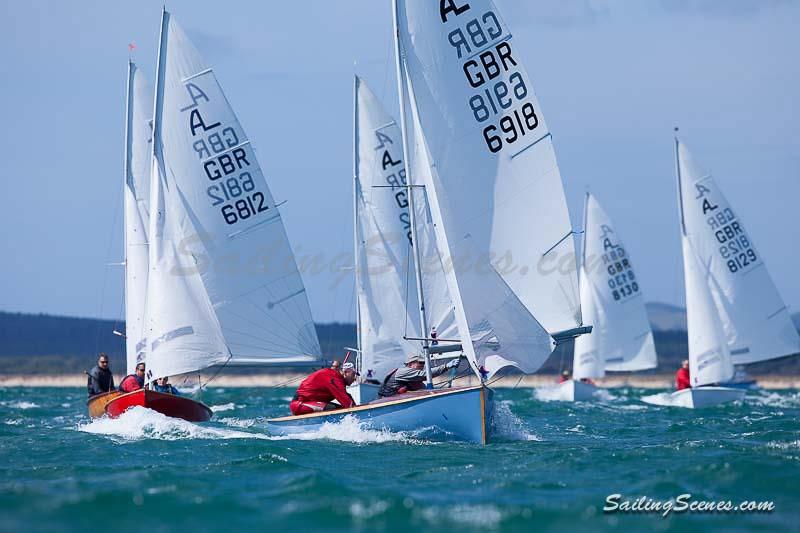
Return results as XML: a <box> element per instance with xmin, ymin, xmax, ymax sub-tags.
<box><xmin>2</xmin><ymin>374</ymin><xmax>798</xmax><ymax>389</ymax></box>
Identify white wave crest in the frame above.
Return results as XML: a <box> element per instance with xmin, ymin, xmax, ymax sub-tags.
<box><xmin>532</xmin><ymin>385</ymin><xmax>567</xmax><ymax>402</ymax></box>
<box><xmin>640</xmin><ymin>392</ymin><xmax>675</xmax><ymax>407</ymax></box>
<box><xmin>210</xmin><ymin>402</ymin><xmax>238</xmax><ymax>413</ymax></box>
<box><xmin>273</xmin><ymin>414</ymin><xmax>421</xmax><ymax>444</ymax></box>
<box><xmin>533</xmin><ymin>383</ymin><xmax>615</xmax><ymax>403</ymax></box>
<box><xmin>766</xmin><ymin>440</ymin><xmax>800</xmax><ymax>450</ymax></box>
<box><xmin>2</xmin><ymin>401</ymin><xmax>40</xmax><ymax>409</ymax></box>
<box><xmin>76</xmin><ymin>406</ymin><xmax>273</xmax><ymax>442</ymax></box>
<box><xmin>218</xmin><ymin>417</ymin><xmax>258</xmax><ymax>428</ymax></box>
<box><xmin>593</xmin><ymin>388</ymin><xmax>618</xmax><ymax>402</ymax></box>
<box><xmin>613</xmin><ymin>404</ymin><xmax>650</xmax><ymax>411</ymax></box>
<box><xmin>748</xmin><ymin>391</ymin><xmax>800</xmax><ymax>409</ymax></box>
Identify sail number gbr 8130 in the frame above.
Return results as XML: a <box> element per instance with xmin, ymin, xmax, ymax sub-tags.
<box><xmin>441</xmin><ymin>0</ymin><xmax>538</xmax><ymax>154</ymax></box>
<box><xmin>181</xmin><ymin>80</ymin><xmax>270</xmax><ymax>227</ymax></box>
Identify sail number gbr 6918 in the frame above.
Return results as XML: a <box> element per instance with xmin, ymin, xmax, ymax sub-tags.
<box><xmin>442</xmin><ymin>1</ymin><xmax>539</xmax><ymax>154</ymax></box>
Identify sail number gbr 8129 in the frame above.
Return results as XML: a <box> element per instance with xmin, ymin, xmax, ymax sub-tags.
<box><xmin>441</xmin><ymin>0</ymin><xmax>538</xmax><ymax>154</ymax></box>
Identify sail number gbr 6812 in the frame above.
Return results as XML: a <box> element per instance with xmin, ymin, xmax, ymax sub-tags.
<box><xmin>204</xmin><ymin>147</ymin><xmax>269</xmax><ymax>225</ymax></box>
<box><xmin>180</xmin><ymin>78</ymin><xmax>270</xmax><ymax>227</ymax></box>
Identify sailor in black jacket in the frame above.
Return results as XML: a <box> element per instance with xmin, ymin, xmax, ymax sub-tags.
<box><xmin>87</xmin><ymin>353</ymin><xmax>115</xmax><ymax>396</ymax></box>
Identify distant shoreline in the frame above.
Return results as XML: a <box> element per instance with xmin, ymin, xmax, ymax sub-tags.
<box><xmin>2</xmin><ymin>374</ymin><xmax>798</xmax><ymax>389</ymax></box>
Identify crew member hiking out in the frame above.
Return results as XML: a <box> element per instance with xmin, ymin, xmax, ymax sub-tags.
<box><xmin>87</xmin><ymin>353</ymin><xmax>115</xmax><ymax>396</ymax></box>
<box><xmin>289</xmin><ymin>362</ymin><xmax>358</xmax><ymax>415</ymax></box>
<box><xmin>378</xmin><ymin>354</ymin><xmax>460</xmax><ymax>398</ymax></box>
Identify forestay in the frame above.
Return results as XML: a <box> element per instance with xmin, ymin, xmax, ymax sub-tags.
<box><xmin>354</xmin><ymin>76</ymin><xmax>421</xmax><ymax>381</ymax></box>
<box><xmin>573</xmin><ymin>193</ymin><xmax>657</xmax><ymax>380</ymax></box>
<box><xmin>145</xmin><ymin>11</ymin><xmax>320</xmax><ymax>382</ymax></box>
<box><xmin>124</xmin><ymin>61</ymin><xmax>153</xmax><ymax>374</ymax></box>
<box><xmin>394</xmin><ymin>0</ymin><xmax>580</xmax><ymax>376</ymax></box>
<box><xmin>676</xmin><ymin>140</ymin><xmax>799</xmax><ymax>368</ymax></box>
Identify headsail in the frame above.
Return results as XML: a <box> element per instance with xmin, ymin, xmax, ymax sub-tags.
<box><xmin>354</xmin><ymin>76</ymin><xmax>421</xmax><ymax>381</ymax></box>
<box><xmin>145</xmin><ymin>11</ymin><xmax>321</xmax><ymax>382</ymax></box>
<box><xmin>394</xmin><ymin>0</ymin><xmax>580</xmax><ymax>376</ymax></box>
<box><xmin>676</xmin><ymin>139</ymin><xmax>799</xmax><ymax>368</ymax></box>
<box><xmin>681</xmin><ymin>230</ymin><xmax>734</xmax><ymax>386</ymax></box>
<box><xmin>124</xmin><ymin>61</ymin><xmax>153</xmax><ymax>374</ymax></box>
<box><xmin>573</xmin><ymin>193</ymin><xmax>657</xmax><ymax>380</ymax></box>
<box><xmin>413</xmin><ymin>185</ymin><xmax>458</xmax><ymax>344</ymax></box>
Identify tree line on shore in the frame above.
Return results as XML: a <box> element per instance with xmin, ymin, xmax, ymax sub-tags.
<box><xmin>1</xmin><ymin>310</ymin><xmax>798</xmax><ymax>375</ymax></box>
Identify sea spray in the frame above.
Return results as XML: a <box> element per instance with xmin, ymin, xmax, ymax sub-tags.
<box><xmin>77</xmin><ymin>406</ymin><xmax>273</xmax><ymax>442</ymax></box>
<box><xmin>492</xmin><ymin>400</ymin><xmax>541</xmax><ymax>441</ymax></box>
<box><xmin>275</xmin><ymin>414</ymin><xmax>425</xmax><ymax>445</ymax></box>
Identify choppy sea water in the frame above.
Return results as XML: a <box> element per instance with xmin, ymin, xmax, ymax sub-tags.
<box><xmin>0</xmin><ymin>386</ymin><xmax>798</xmax><ymax>532</ymax></box>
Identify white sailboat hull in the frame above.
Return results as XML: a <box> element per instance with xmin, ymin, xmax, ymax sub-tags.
<box><xmin>347</xmin><ymin>382</ymin><xmax>380</xmax><ymax>405</ymax></box>
<box><xmin>558</xmin><ymin>380</ymin><xmax>598</xmax><ymax>402</ymax></box>
<box><xmin>669</xmin><ymin>386</ymin><xmax>745</xmax><ymax>409</ymax></box>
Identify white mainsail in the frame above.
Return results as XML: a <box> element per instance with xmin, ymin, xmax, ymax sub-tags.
<box><xmin>394</xmin><ymin>0</ymin><xmax>580</xmax><ymax>376</ymax></box>
<box><xmin>676</xmin><ymin>139</ymin><xmax>799</xmax><ymax>377</ymax></box>
<box><xmin>573</xmin><ymin>193</ymin><xmax>657</xmax><ymax>380</ymax></box>
<box><xmin>145</xmin><ymin>11</ymin><xmax>321</xmax><ymax>382</ymax></box>
<box><xmin>124</xmin><ymin>60</ymin><xmax>153</xmax><ymax>374</ymax></box>
<box><xmin>354</xmin><ymin>76</ymin><xmax>421</xmax><ymax>381</ymax></box>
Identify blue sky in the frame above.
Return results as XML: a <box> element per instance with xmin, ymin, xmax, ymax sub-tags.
<box><xmin>0</xmin><ymin>0</ymin><xmax>798</xmax><ymax>323</ymax></box>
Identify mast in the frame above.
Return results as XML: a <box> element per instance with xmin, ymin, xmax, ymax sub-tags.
<box><xmin>145</xmin><ymin>7</ymin><xmax>170</xmax><ymax>386</ymax></box>
<box><xmin>392</xmin><ymin>0</ymin><xmax>433</xmax><ymax>387</ymax></box>
<box><xmin>580</xmin><ymin>191</ymin><xmax>590</xmax><ymax>272</ymax></box>
<box><xmin>352</xmin><ymin>75</ymin><xmax>363</xmax><ymax>363</ymax></box>
<box><xmin>571</xmin><ymin>191</ymin><xmax>592</xmax><ymax>377</ymax></box>
<box><xmin>123</xmin><ymin>59</ymin><xmax>134</xmax><ymax>362</ymax></box>
<box><xmin>674</xmin><ymin>129</ymin><xmax>686</xmax><ymax>236</ymax></box>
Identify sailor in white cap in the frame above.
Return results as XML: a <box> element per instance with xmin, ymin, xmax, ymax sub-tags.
<box><xmin>377</xmin><ymin>352</ymin><xmax>460</xmax><ymax>398</ymax></box>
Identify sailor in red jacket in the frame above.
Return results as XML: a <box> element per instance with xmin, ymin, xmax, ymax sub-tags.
<box><xmin>289</xmin><ymin>363</ymin><xmax>359</xmax><ymax>415</ymax></box>
<box><xmin>675</xmin><ymin>359</ymin><xmax>691</xmax><ymax>390</ymax></box>
<box><xmin>119</xmin><ymin>363</ymin><xmax>146</xmax><ymax>393</ymax></box>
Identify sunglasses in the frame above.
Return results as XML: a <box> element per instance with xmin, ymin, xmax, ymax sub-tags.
<box><xmin>99</xmin><ymin>361</ymin><xmax>108</xmax><ymax>364</ymax></box>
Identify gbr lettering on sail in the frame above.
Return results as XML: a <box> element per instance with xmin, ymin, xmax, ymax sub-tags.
<box><xmin>691</xmin><ymin>181</ymin><xmax>759</xmax><ymax>275</ymax></box>
<box><xmin>180</xmin><ymin>79</ymin><xmax>271</xmax><ymax>227</ymax></box>
<box><xmin>441</xmin><ymin>0</ymin><xmax>539</xmax><ymax>154</ymax></box>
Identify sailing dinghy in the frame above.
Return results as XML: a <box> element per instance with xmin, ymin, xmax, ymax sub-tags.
<box><xmin>105</xmin><ymin>10</ymin><xmax>322</xmax><ymax>421</ymax></box>
<box><xmin>270</xmin><ymin>0</ymin><xmax>587</xmax><ymax>442</ymax></box>
<box><xmin>560</xmin><ymin>193</ymin><xmax>658</xmax><ymax>401</ymax></box>
<box><xmin>655</xmin><ymin>136</ymin><xmax>800</xmax><ymax>408</ymax></box>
